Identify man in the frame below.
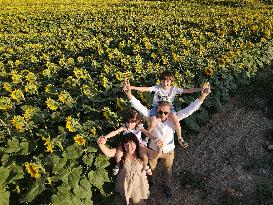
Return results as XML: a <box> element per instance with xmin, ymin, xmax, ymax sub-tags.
<box><xmin>123</xmin><ymin>81</ymin><xmax>211</xmax><ymax>198</ymax></box>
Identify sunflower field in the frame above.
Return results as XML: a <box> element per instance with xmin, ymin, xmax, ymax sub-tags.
<box><xmin>0</xmin><ymin>0</ymin><xmax>273</xmax><ymax>204</ymax></box>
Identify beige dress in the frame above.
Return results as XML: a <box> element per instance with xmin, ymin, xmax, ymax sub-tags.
<box><xmin>115</xmin><ymin>158</ymin><xmax>149</xmax><ymax>204</ymax></box>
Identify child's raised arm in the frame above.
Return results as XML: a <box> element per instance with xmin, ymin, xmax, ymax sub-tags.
<box><xmin>182</xmin><ymin>87</ymin><xmax>202</xmax><ymax>93</ymax></box>
<box><xmin>138</xmin><ymin>127</ymin><xmax>157</xmax><ymax>140</ymax></box>
<box><xmin>104</xmin><ymin>127</ymin><xmax>125</xmax><ymax>140</ymax></box>
<box><xmin>182</xmin><ymin>82</ymin><xmax>209</xmax><ymax>94</ymax></box>
<box><xmin>130</xmin><ymin>85</ymin><xmax>153</xmax><ymax>92</ymax></box>
<box><xmin>124</xmin><ymin>79</ymin><xmax>152</xmax><ymax>92</ymax></box>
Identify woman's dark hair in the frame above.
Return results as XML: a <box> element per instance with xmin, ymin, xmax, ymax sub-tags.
<box><xmin>120</xmin><ymin>133</ymin><xmax>142</xmax><ymax>168</ymax></box>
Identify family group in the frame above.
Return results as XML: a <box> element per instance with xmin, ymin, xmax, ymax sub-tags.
<box><xmin>97</xmin><ymin>71</ymin><xmax>211</xmax><ymax>205</ymax></box>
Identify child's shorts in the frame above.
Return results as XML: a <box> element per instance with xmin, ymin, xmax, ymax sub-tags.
<box><xmin>149</xmin><ymin>105</ymin><xmax>176</xmax><ymax>117</ymax></box>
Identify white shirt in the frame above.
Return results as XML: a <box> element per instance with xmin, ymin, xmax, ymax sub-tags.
<box><xmin>130</xmin><ymin>96</ymin><xmax>202</xmax><ymax>153</ymax></box>
<box><xmin>123</xmin><ymin>123</ymin><xmax>148</xmax><ymax>147</ymax></box>
<box><xmin>151</xmin><ymin>85</ymin><xmax>184</xmax><ymax>107</ymax></box>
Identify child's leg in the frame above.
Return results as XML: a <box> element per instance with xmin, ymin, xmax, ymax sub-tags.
<box><xmin>148</xmin><ymin>116</ymin><xmax>158</xmax><ymax>133</ymax></box>
<box><xmin>140</xmin><ymin>145</ymin><xmax>151</xmax><ymax>175</ymax></box>
<box><xmin>113</xmin><ymin>146</ymin><xmax>123</xmax><ymax>175</ymax></box>
<box><xmin>169</xmin><ymin>113</ymin><xmax>182</xmax><ymax>139</ymax></box>
<box><xmin>169</xmin><ymin>113</ymin><xmax>188</xmax><ymax>148</ymax></box>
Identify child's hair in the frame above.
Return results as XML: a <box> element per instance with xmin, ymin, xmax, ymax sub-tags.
<box><xmin>160</xmin><ymin>71</ymin><xmax>174</xmax><ymax>81</ymax></box>
<box><xmin>124</xmin><ymin>109</ymin><xmax>143</xmax><ymax>123</ymax></box>
<box><xmin>120</xmin><ymin>133</ymin><xmax>142</xmax><ymax>167</ymax></box>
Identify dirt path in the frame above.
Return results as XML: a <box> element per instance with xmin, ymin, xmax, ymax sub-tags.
<box><xmin>149</xmin><ymin>68</ymin><xmax>273</xmax><ymax>205</ymax></box>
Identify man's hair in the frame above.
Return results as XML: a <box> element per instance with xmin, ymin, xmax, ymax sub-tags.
<box><xmin>157</xmin><ymin>101</ymin><xmax>171</xmax><ymax>108</ymax></box>
<box><xmin>160</xmin><ymin>71</ymin><xmax>174</xmax><ymax>81</ymax></box>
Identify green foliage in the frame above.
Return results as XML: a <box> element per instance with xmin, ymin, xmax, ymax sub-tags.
<box><xmin>183</xmin><ymin>116</ymin><xmax>200</xmax><ymax>133</ymax></box>
<box><xmin>20</xmin><ymin>179</ymin><xmax>46</xmax><ymax>203</ymax></box>
<box><xmin>254</xmin><ymin>182</ymin><xmax>273</xmax><ymax>204</ymax></box>
<box><xmin>0</xmin><ymin>166</ymin><xmax>10</xmax><ymax>205</ymax></box>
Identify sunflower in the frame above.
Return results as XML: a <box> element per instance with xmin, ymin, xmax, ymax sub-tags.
<box><xmin>66</xmin><ymin>116</ymin><xmax>76</xmax><ymax>132</ymax></box>
<box><xmin>46</xmin><ymin>97</ymin><xmax>58</xmax><ymax>111</ymax></box>
<box><xmin>3</xmin><ymin>82</ymin><xmax>12</xmax><ymax>92</ymax></box>
<box><xmin>74</xmin><ymin>135</ymin><xmax>86</xmax><ymax>146</ymax></box>
<box><xmin>11</xmin><ymin>115</ymin><xmax>26</xmax><ymax>132</ymax></box>
<box><xmin>204</xmin><ymin>67</ymin><xmax>214</xmax><ymax>76</ymax></box>
<box><xmin>0</xmin><ymin>96</ymin><xmax>13</xmax><ymax>111</ymax></box>
<box><xmin>44</xmin><ymin>139</ymin><xmax>53</xmax><ymax>153</ymax></box>
<box><xmin>25</xmin><ymin>162</ymin><xmax>40</xmax><ymax>178</ymax></box>
<box><xmin>10</xmin><ymin>89</ymin><xmax>25</xmax><ymax>102</ymax></box>
<box><xmin>89</xmin><ymin>127</ymin><xmax>96</xmax><ymax>136</ymax></box>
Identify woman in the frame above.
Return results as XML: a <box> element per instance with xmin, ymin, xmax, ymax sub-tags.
<box><xmin>97</xmin><ymin>133</ymin><xmax>162</xmax><ymax>205</ymax></box>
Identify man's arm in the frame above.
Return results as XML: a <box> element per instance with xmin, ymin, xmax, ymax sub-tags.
<box><xmin>129</xmin><ymin>96</ymin><xmax>150</xmax><ymax>118</ymax></box>
<box><xmin>177</xmin><ymin>83</ymin><xmax>211</xmax><ymax>121</ymax></box>
<box><xmin>123</xmin><ymin>82</ymin><xmax>150</xmax><ymax>118</ymax></box>
<box><xmin>176</xmin><ymin>99</ymin><xmax>202</xmax><ymax>121</ymax></box>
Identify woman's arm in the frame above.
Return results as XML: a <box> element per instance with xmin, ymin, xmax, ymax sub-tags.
<box><xmin>104</xmin><ymin>126</ymin><xmax>125</xmax><ymax>140</ymax></box>
<box><xmin>97</xmin><ymin>136</ymin><xmax>117</xmax><ymax>157</ymax></box>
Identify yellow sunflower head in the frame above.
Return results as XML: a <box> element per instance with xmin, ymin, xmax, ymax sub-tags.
<box><xmin>25</xmin><ymin>162</ymin><xmax>40</xmax><ymax>178</ymax></box>
<box><xmin>74</xmin><ymin>135</ymin><xmax>86</xmax><ymax>146</ymax></box>
<box><xmin>204</xmin><ymin>67</ymin><xmax>214</xmax><ymax>76</ymax></box>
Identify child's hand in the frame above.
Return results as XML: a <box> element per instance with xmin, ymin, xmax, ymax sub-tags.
<box><xmin>97</xmin><ymin>136</ymin><xmax>107</xmax><ymax>145</ymax></box>
<box><xmin>122</xmin><ymin>79</ymin><xmax>131</xmax><ymax>92</ymax></box>
<box><xmin>202</xmin><ymin>86</ymin><xmax>211</xmax><ymax>95</ymax></box>
<box><xmin>202</xmin><ymin>81</ymin><xmax>210</xmax><ymax>88</ymax></box>
<box><xmin>123</xmin><ymin>78</ymin><xmax>130</xmax><ymax>88</ymax></box>
<box><xmin>143</xmin><ymin>165</ymin><xmax>152</xmax><ymax>175</ymax></box>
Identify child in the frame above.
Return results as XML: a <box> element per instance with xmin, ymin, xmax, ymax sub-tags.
<box><xmin>126</xmin><ymin>71</ymin><xmax>203</xmax><ymax>148</ymax></box>
<box><xmin>100</xmin><ymin>109</ymin><xmax>155</xmax><ymax>175</ymax></box>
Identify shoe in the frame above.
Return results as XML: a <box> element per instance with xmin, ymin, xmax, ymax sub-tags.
<box><xmin>163</xmin><ymin>186</ymin><xmax>172</xmax><ymax>198</ymax></box>
<box><xmin>112</xmin><ymin>165</ymin><xmax>119</xmax><ymax>175</ymax></box>
<box><xmin>144</xmin><ymin>166</ymin><xmax>152</xmax><ymax>175</ymax></box>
